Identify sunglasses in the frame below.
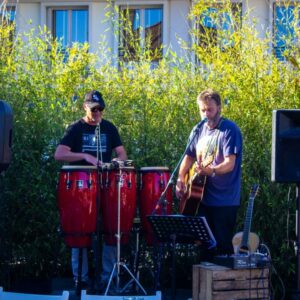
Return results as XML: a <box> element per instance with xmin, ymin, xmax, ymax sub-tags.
<box><xmin>91</xmin><ymin>107</ymin><xmax>104</xmax><ymax>112</ymax></box>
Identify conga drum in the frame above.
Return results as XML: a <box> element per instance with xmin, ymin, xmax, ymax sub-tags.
<box><xmin>139</xmin><ymin>167</ymin><xmax>173</xmax><ymax>245</ymax></box>
<box><xmin>101</xmin><ymin>166</ymin><xmax>136</xmax><ymax>245</ymax></box>
<box><xmin>57</xmin><ymin>166</ymin><xmax>97</xmax><ymax>248</ymax></box>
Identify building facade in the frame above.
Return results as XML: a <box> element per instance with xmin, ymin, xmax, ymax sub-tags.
<box><xmin>4</xmin><ymin>0</ymin><xmax>300</xmax><ymax>62</ymax></box>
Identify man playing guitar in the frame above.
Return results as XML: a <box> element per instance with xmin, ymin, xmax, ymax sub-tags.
<box><xmin>176</xmin><ymin>88</ymin><xmax>243</xmax><ymax>256</ymax></box>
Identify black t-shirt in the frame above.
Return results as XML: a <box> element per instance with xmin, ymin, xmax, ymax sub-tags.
<box><xmin>59</xmin><ymin>118</ymin><xmax>123</xmax><ymax>165</ymax></box>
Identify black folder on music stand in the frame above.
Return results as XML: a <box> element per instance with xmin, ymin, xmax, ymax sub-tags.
<box><xmin>147</xmin><ymin>214</ymin><xmax>216</xmax><ymax>249</ymax></box>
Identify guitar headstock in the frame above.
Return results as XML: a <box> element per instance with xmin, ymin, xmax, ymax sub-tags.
<box><xmin>249</xmin><ymin>184</ymin><xmax>259</xmax><ymax>200</ymax></box>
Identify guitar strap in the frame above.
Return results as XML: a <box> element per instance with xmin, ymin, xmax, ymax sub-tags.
<box><xmin>202</xmin><ymin>117</ymin><xmax>224</xmax><ymax>162</ymax></box>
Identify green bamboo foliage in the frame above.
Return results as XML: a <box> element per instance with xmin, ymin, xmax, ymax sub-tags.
<box><xmin>0</xmin><ymin>1</ymin><xmax>299</xmax><ymax>296</ymax></box>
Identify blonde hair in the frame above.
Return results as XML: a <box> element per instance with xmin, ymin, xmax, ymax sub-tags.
<box><xmin>197</xmin><ymin>88</ymin><xmax>221</xmax><ymax>106</ymax></box>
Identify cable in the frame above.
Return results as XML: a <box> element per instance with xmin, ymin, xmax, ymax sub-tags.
<box><xmin>260</xmin><ymin>243</ymin><xmax>285</xmax><ymax>300</ymax></box>
<box><xmin>286</xmin><ymin>186</ymin><xmax>292</xmax><ymax>248</ymax></box>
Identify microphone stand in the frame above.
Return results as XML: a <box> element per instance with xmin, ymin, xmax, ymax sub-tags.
<box><xmin>93</xmin><ymin>123</ymin><xmax>103</xmax><ymax>291</ymax></box>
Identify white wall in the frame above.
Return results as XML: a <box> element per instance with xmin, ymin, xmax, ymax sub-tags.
<box><xmin>168</xmin><ymin>0</ymin><xmax>191</xmax><ymax>57</ymax></box>
<box><xmin>88</xmin><ymin>2</ymin><xmax>114</xmax><ymax>54</ymax></box>
<box><xmin>15</xmin><ymin>3</ymin><xmax>40</xmax><ymax>35</ymax></box>
<box><xmin>244</xmin><ymin>0</ymin><xmax>271</xmax><ymax>38</ymax></box>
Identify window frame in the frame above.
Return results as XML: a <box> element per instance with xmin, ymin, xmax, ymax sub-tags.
<box><xmin>118</xmin><ymin>5</ymin><xmax>164</xmax><ymax>61</ymax></box>
<box><xmin>0</xmin><ymin>5</ymin><xmax>16</xmax><ymax>25</ymax></box>
<box><xmin>272</xmin><ymin>1</ymin><xmax>300</xmax><ymax>60</ymax></box>
<box><xmin>195</xmin><ymin>1</ymin><xmax>242</xmax><ymax>50</ymax></box>
<box><xmin>46</xmin><ymin>5</ymin><xmax>89</xmax><ymax>48</ymax></box>
<box><xmin>116</xmin><ymin>3</ymin><xmax>166</xmax><ymax>63</ymax></box>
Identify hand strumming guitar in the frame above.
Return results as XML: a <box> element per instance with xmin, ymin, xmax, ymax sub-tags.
<box><xmin>194</xmin><ymin>160</ymin><xmax>215</xmax><ymax>177</ymax></box>
<box><xmin>175</xmin><ymin>178</ymin><xmax>187</xmax><ymax>200</ymax></box>
<box><xmin>176</xmin><ymin>155</ymin><xmax>214</xmax><ymax>201</ymax></box>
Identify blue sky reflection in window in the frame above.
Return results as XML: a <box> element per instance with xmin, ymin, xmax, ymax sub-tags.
<box><xmin>55</xmin><ymin>9</ymin><xmax>88</xmax><ymax>48</ymax></box>
<box><xmin>274</xmin><ymin>5</ymin><xmax>300</xmax><ymax>60</ymax></box>
<box><xmin>201</xmin><ymin>7</ymin><xmax>235</xmax><ymax>49</ymax></box>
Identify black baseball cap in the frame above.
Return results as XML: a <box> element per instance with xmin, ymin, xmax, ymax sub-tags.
<box><xmin>84</xmin><ymin>90</ymin><xmax>105</xmax><ymax>109</ymax></box>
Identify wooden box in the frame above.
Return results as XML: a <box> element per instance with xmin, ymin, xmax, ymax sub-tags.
<box><xmin>193</xmin><ymin>262</ymin><xmax>270</xmax><ymax>300</ymax></box>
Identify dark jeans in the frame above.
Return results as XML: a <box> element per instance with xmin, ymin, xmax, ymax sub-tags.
<box><xmin>197</xmin><ymin>203</ymin><xmax>239</xmax><ymax>256</ymax></box>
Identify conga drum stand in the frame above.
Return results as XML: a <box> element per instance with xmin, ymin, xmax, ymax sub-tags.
<box><xmin>93</xmin><ymin>123</ymin><xmax>104</xmax><ymax>291</ymax></box>
<box><xmin>104</xmin><ymin>168</ymin><xmax>147</xmax><ymax>296</ymax></box>
<box><xmin>75</xmin><ymin>248</ymin><xmax>83</xmax><ymax>295</ymax></box>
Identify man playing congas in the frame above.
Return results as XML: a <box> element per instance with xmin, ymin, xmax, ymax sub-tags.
<box><xmin>54</xmin><ymin>90</ymin><xmax>127</xmax><ymax>290</ymax></box>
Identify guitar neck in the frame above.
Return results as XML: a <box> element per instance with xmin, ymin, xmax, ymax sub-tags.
<box><xmin>240</xmin><ymin>199</ymin><xmax>254</xmax><ymax>248</ymax></box>
<box><xmin>240</xmin><ymin>184</ymin><xmax>259</xmax><ymax>250</ymax></box>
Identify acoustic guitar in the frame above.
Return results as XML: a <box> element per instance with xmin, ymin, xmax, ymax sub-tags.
<box><xmin>232</xmin><ymin>184</ymin><xmax>260</xmax><ymax>255</ymax></box>
<box><xmin>179</xmin><ymin>155</ymin><xmax>214</xmax><ymax>216</ymax></box>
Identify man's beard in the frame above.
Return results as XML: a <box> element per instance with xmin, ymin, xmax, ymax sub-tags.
<box><xmin>207</xmin><ymin>112</ymin><xmax>220</xmax><ymax>127</ymax></box>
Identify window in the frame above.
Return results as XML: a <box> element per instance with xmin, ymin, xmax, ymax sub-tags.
<box><xmin>119</xmin><ymin>6</ymin><xmax>163</xmax><ymax>61</ymax></box>
<box><xmin>48</xmin><ymin>7</ymin><xmax>88</xmax><ymax>48</ymax></box>
<box><xmin>197</xmin><ymin>3</ymin><xmax>242</xmax><ymax>50</ymax></box>
<box><xmin>273</xmin><ymin>3</ymin><xmax>300</xmax><ymax>60</ymax></box>
<box><xmin>0</xmin><ymin>6</ymin><xmax>16</xmax><ymax>25</ymax></box>
<box><xmin>0</xmin><ymin>6</ymin><xmax>16</xmax><ymax>47</ymax></box>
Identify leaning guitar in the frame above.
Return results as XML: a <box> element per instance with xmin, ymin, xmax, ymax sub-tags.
<box><xmin>232</xmin><ymin>184</ymin><xmax>260</xmax><ymax>254</ymax></box>
<box><xmin>179</xmin><ymin>155</ymin><xmax>213</xmax><ymax>216</ymax></box>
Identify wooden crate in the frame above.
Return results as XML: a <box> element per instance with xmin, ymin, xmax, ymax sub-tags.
<box><xmin>193</xmin><ymin>262</ymin><xmax>270</xmax><ymax>300</ymax></box>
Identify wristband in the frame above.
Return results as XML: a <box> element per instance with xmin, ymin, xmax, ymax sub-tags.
<box><xmin>211</xmin><ymin>168</ymin><xmax>216</xmax><ymax>177</ymax></box>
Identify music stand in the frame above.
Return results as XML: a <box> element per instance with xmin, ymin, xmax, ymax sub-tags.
<box><xmin>147</xmin><ymin>215</ymin><xmax>216</xmax><ymax>299</ymax></box>
<box><xmin>147</xmin><ymin>215</ymin><xmax>216</xmax><ymax>247</ymax></box>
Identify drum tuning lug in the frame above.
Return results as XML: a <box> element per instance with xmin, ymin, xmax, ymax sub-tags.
<box><xmin>87</xmin><ymin>180</ymin><xmax>92</xmax><ymax>189</ymax></box>
<box><xmin>159</xmin><ymin>180</ymin><xmax>164</xmax><ymax>190</ymax></box>
<box><xmin>66</xmin><ymin>180</ymin><xmax>72</xmax><ymax>189</ymax></box>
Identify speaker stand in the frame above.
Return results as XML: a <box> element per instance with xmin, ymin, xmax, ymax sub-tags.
<box><xmin>296</xmin><ymin>183</ymin><xmax>300</xmax><ymax>298</ymax></box>
<box><xmin>290</xmin><ymin>183</ymin><xmax>300</xmax><ymax>300</ymax></box>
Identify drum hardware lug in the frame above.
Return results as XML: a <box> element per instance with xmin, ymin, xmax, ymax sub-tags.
<box><xmin>66</xmin><ymin>180</ymin><xmax>72</xmax><ymax>189</ymax></box>
<box><xmin>105</xmin><ymin>181</ymin><xmax>110</xmax><ymax>189</ymax></box>
<box><xmin>128</xmin><ymin>173</ymin><xmax>132</xmax><ymax>188</ymax></box>
<box><xmin>105</xmin><ymin>170</ymin><xmax>109</xmax><ymax>188</ymax></box>
<box><xmin>116</xmin><ymin>174</ymin><xmax>124</xmax><ymax>187</ymax></box>
<box><xmin>88</xmin><ymin>172</ymin><xmax>93</xmax><ymax>189</ymax></box>
<box><xmin>139</xmin><ymin>174</ymin><xmax>143</xmax><ymax>190</ymax></box>
<box><xmin>77</xmin><ymin>180</ymin><xmax>84</xmax><ymax>189</ymax></box>
<box><xmin>87</xmin><ymin>180</ymin><xmax>92</xmax><ymax>189</ymax></box>
<box><xmin>159</xmin><ymin>178</ymin><xmax>165</xmax><ymax>190</ymax></box>
<box><xmin>98</xmin><ymin>173</ymin><xmax>103</xmax><ymax>188</ymax></box>
<box><xmin>159</xmin><ymin>173</ymin><xmax>165</xmax><ymax>190</ymax></box>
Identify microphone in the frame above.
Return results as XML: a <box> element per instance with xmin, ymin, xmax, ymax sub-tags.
<box><xmin>94</xmin><ymin>122</ymin><xmax>103</xmax><ymax>163</ymax></box>
<box><xmin>185</xmin><ymin>118</ymin><xmax>207</xmax><ymax>154</ymax></box>
<box><xmin>195</xmin><ymin>117</ymin><xmax>207</xmax><ymax>131</ymax></box>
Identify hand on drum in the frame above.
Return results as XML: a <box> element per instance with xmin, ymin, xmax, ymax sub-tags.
<box><xmin>84</xmin><ymin>153</ymin><xmax>102</xmax><ymax>167</ymax></box>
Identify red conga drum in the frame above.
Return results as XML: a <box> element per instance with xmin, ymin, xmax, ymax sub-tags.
<box><xmin>101</xmin><ymin>166</ymin><xmax>136</xmax><ymax>245</ymax></box>
<box><xmin>57</xmin><ymin>166</ymin><xmax>97</xmax><ymax>248</ymax></box>
<box><xmin>139</xmin><ymin>167</ymin><xmax>173</xmax><ymax>245</ymax></box>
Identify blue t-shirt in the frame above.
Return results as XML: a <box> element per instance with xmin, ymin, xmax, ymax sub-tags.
<box><xmin>185</xmin><ymin>118</ymin><xmax>242</xmax><ymax>206</ymax></box>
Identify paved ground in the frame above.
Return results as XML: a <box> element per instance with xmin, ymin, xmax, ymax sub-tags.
<box><xmin>52</xmin><ymin>278</ymin><xmax>192</xmax><ymax>300</ymax></box>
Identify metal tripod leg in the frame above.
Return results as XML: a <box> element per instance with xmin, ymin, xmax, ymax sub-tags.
<box><xmin>76</xmin><ymin>248</ymin><xmax>83</xmax><ymax>296</ymax></box>
<box><xmin>103</xmin><ymin>167</ymin><xmax>148</xmax><ymax>296</ymax></box>
<box><xmin>104</xmin><ymin>262</ymin><xmax>147</xmax><ymax>295</ymax></box>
